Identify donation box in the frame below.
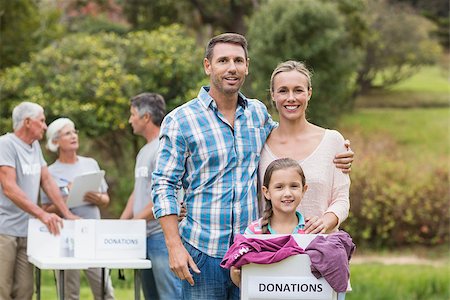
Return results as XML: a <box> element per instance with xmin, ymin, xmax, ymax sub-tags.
<box><xmin>241</xmin><ymin>234</ymin><xmax>337</xmax><ymax>300</ymax></box>
<box><xmin>27</xmin><ymin>219</ymin><xmax>146</xmax><ymax>260</ymax></box>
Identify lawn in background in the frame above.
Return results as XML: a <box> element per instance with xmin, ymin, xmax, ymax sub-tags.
<box><xmin>356</xmin><ymin>65</ymin><xmax>449</xmax><ymax>108</ymax></box>
<box><xmin>347</xmin><ymin>263</ymin><xmax>450</xmax><ymax>300</ymax></box>
<box><xmin>389</xmin><ymin>65</ymin><xmax>448</xmax><ymax>93</ymax></box>
<box><xmin>34</xmin><ymin>263</ymin><xmax>450</xmax><ymax>300</ymax></box>
<box><xmin>339</xmin><ymin>107</ymin><xmax>449</xmax><ymax>162</ymax></box>
<box><xmin>33</xmin><ymin>269</ymin><xmax>141</xmax><ymax>300</ymax></box>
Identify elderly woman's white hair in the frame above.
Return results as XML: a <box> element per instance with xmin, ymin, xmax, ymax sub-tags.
<box><xmin>12</xmin><ymin>102</ymin><xmax>44</xmax><ymax>131</ymax></box>
<box><xmin>46</xmin><ymin>118</ymin><xmax>75</xmax><ymax>152</ymax></box>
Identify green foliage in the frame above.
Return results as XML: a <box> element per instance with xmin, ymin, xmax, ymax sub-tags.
<box><xmin>342</xmin><ymin>159</ymin><xmax>449</xmax><ymax>248</ymax></box>
<box><xmin>348</xmin><ymin>263</ymin><xmax>450</xmax><ymax>300</ymax></box>
<box><xmin>122</xmin><ymin>26</ymin><xmax>204</xmax><ymax>111</ymax></box>
<box><xmin>392</xmin><ymin>0</ymin><xmax>450</xmax><ymax>50</ymax></box>
<box><xmin>246</xmin><ymin>0</ymin><xmax>363</xmax><ymax>127</ymax></box>
<box><xmin>0</xmin><ymin>24</ymin><xmax>204</xmax><ymax>137</ymax></box>
<box><xmin>67</xmin><ymin>15</ymin><xmax>131</xmax><ymax>35</ymax></box>
<box><xmin>0</xmin><ymin>33</ymin><xmax>139</xmax><ymax>136</ymax></box>
<box><xmin>0</xmin><ymin>0</ymin><xmax>39</xmax><ymax>68</ymax></box>
<box><xmin>123</xmin><ymin>0</ymin><xmax>260</xmax><ymax>34</ymax></box>
<box><xmin>0</xmin><ymin>0</ymin><xmax>65</xmax><ymax>69</ymax></box>
<box><xmin>0</xmin><ymin>24</ymin><xmax>205</xmax><ymax>215</ymax></box>
<box><xmin>355</xmin><ymin>0</ymin><xmax>443</xmax><ymax>92</ymax></box>
<box><xmin>339</xmin><ymin>108</ymin><xmax>450</xmax><ymax>248</ymax></box>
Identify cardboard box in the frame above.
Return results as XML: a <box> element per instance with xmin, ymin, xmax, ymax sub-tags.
<box><xmin>241</xmin><ymin>234</ymin><xmax>337</xmax><ymax>300</ymax></box>
<box><xmin>93</xmin><ymin>219</ymin><xmax>146</xmax><ymax>259</ymax></box>
<box><xmin>73</xmin><ymin>219</ymin><xmax>96</xmax><ymax>259</ymax></box>
<box><xmin>28</xmin><ymin>219</ymin><xmax>146</xmax><ymax>260</ymax></box>
<box><xmin>27</xmin><ymin>219</ymin><xmax>74</xmax><ymax>258</ymax></box>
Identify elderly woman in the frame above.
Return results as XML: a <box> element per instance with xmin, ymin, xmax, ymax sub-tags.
<box><xmin>41</xmin><ymin>118</ymin><xmax>115</xmax><ymax>300</ymax></box>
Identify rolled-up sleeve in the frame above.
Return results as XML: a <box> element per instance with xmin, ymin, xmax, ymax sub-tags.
<box><xmin>152</xmin><ymin>115</ymin><xmax>187</xmax><ymax>218</ymax></box>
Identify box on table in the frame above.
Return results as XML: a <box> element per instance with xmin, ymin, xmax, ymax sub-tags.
<box><xmin>27</xmin><ymin>218</ymin><xmax>74</xmax><ymax>258</ymax></box>
<box><xmin>27</xmin><ymin>219</ymin><xmax>146</xmax><ymax>260</ymax></box>
<box><xmin>74</xmin><ymin>219</ymin><xmax>146</xmax><ymax>259</ymax></box>
<box><xmin>240</xmin><ymin>234</ymin><xmax>337</xmax><ymax>300</ymax></box>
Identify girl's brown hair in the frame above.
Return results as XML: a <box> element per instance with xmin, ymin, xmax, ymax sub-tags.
<box><xmin>260</xmin><ymin>158</ymin><xmax>306</xmax><ymax>233</ymax></box>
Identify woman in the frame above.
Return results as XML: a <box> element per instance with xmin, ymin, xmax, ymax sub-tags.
<box><xmin>41</xmin><ymin>118</ymin><xmax>115</xmax><ymax>300</ymax></box>
<box><xmin>259</xmin><ymin>60</ymin><xmax>351</xmax><ymax>234</ymax></box>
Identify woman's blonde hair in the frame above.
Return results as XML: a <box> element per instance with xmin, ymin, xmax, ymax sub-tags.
<box><xmin>270</xmin><ymin>60</ymin><xmax>312</xmax><ymax>95</ymax></box>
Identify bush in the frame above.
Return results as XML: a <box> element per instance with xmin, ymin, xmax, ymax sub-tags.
<box><xmin>0</xmin><ymin>24</ymin><xmax>203</xmax><ymax>137</ymax></box>
<box><xmin>341</xmin><ymin>157</ymin><xmax>449</xmax><ymax>248</ymax></box>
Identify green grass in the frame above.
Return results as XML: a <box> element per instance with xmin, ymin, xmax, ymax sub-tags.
<box><xmin>33</xmin><ymin>264</ymin><xmax>450</xmax><ymax>300</ymax></box>
<box><xmin>347</xmin><ymin>263</ymin><xmax>450</xmax><ymax>300</ymax></box>
<box><xmin>389</xmin><ymin>65</ymin><xmax>449</xmax><ymax>93</ymax></box>
<box><xmin>339</xmin><ymin>107</ymin><xmax>449</xmax><ymax>161</ymax></box>
<box><xmin>354</xmin><ymin>90</ymin><xmax>449</xmax><ymax>108</ymax></box>
<box><xmin>356</xmin><ymin>64</ymin><xmax>449</xmax><ymax>108</ymax></box>
<box><xmin>33</xmin><ymin>269</ymin><xmax>142</xmax><ymax>300</ymax></box>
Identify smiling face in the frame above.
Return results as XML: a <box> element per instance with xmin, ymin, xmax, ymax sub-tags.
<box><xmin>203</xmin><ymin>42</ymin><xmax>249</xmax><ymax>98</ymax></box>
<box><xmin>262</xmin><ymin>167</ymin><xmax>307</xmax><ymax>216</ymax></box>
<box><xmin>55</xmin><ymin>124</ymin><xmax>79</xmax><ymax>152</ymax></box>
<box><xmin>272</xmin><ymin>70</ymin><xmax>312</xmax><ymax>122</ymax></box>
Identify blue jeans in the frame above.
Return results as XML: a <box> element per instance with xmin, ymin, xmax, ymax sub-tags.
<box><xmin>142</xmin><ymin>232</ymin><xmax>182</xmax><ymax>300</ymax></box>
<box><xmin>182</xmin><ymin>242</ymin><xmax>239</xmax><ymax>300</ymax></box>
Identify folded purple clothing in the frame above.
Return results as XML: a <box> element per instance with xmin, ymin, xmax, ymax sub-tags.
<box><xmin>305</xmin><ymin>231</ymin><xmax>356</xmax><ymax>292</ymax></box>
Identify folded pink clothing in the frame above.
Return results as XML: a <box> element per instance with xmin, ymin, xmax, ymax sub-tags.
<box><xmin>220</xmin><ymin>234</ymin><xmax>305</xmax><ymax>269</ymax></box>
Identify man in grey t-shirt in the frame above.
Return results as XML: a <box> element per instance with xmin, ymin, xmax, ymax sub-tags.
<box><xmin>0</xmin><ymin>102</ymin><xmax>78</xmax><ymax>300</ymax></box>
<box><xmin>120</xmin><ymin>93</ymin><xmax>181</xmax><ymax>299</ymax></box>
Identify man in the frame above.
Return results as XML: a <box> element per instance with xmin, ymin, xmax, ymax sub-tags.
<box><xmin>0</xmin><ymin>102</ymin><xmax>78</xmax><ymax>300</ymax></box>
<box><xmin>120</xmin><ymin>93</ymin><xmax>182</xmax><ymax>300</ymax></box>
<box><xmin>152</xmin><ymin>33</ymin><xmax>353</xmax><ymax>299</ymax></box>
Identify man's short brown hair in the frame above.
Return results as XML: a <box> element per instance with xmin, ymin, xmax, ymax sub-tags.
<box><xmin>205</xmin><ymin>33</ymin><xmax>248</xmax><ymax>61</ymax></box>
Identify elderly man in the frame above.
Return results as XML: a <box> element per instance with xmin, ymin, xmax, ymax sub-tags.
<box><xmin>0</xmin><ymin>101</ymin><xmax>78</xmax><ymax>300</ymax></box>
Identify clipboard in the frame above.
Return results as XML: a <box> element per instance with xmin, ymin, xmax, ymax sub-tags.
<box><xmin>66</xmin><ymin>170</ymin><xmax>105</xmax><ymax>208</ymax></box>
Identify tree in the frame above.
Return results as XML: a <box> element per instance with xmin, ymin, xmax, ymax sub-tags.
<box><xmin>123</xmin><ymin>0</ymin><xmax>263</xmax><ymax>44</ymax></box>
<box><xmin>0</xmin><ymin>0</ymin><xmax>64</xmax><ymax>69</ymax></box>
<box><xmin>356</xmin><ymin>0</ymin><xmax>442</xmax><ymax>93</ymax></box>
<box><xmin>246</xmin><ymin>0</ymin><xmax>363</xmax><ymax>127</ymax></box>
<box><xmin>391</xmin><ymin>0</ymin><xmax>449</xmax><ymax>49</ymax></box>
<box><xmin>59</xmin><ymin>0</ymin><xmax>130</xmax><ymax>35</ymax></box>
<box><xmin>0</xmin><ymin>24</ymin><xmax>204</xmax><ymax>167</ymax></box>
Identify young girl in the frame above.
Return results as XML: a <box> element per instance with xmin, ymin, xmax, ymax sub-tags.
<box><xmin>231</xmin><ymin>157</ymin><xmax>308</xmax><ymax>286</ymax></box>
<box><xmin>247</xmin><ymin>157</ymin><xmax>308</xmax><ymax>234</ymax></box>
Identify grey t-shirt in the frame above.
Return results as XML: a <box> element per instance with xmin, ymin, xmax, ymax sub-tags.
<box><xmin>41</xmin><ymin>156</ymin><xmax>107</xmax><ymax>219</ymax></box>
<box><xmin>0</xmin><ymin>133</ymin><xmax>46</xmax><ymax>237</ymax></box>
<box><xmin>134</xmin><ymin>139</ymin><xmax>162</xmax><ymax>236</ymax></box>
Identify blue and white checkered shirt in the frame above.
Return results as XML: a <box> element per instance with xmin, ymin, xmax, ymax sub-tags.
<box><xmin>152</xmin><ymin>86</ymin><xmax>276</xmax><ymax>257</ymax></box>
